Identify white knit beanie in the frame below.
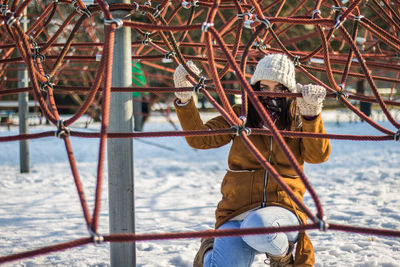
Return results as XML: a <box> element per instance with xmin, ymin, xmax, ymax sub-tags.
<box><xmin>250</xmin><ymin>54</ymin><xmax>296</xmax><ymax>92</ymax></box>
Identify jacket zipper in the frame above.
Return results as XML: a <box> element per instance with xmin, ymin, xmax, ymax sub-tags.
<box><xmin>262</xmin><ymin>136</ymin><xmax>273</xmax><ymax>207</ymax></box>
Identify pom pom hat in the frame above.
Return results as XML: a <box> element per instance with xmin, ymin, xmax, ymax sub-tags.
<box><xmin>250</xmin><ymin>53</ymin><xmax>296</xmax><ymax>92</ymax></box>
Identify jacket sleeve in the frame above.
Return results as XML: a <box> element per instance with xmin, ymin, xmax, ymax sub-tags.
<box><xmin>174</xmin><ymin>98</ymin><xmax>234</xmax><ymax>149</ymax></box>
<box><xmin>300</xmin><ymin>114</ymin><xmax>331</xmax><ymax>163</ymax></box>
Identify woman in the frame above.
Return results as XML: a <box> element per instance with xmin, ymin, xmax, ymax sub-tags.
<box><xmin>173</xmin><ymin>54</ymin><xmax>331</xmax><ymax>267</ymax></box>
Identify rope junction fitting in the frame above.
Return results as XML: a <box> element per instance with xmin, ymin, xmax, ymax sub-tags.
<box><xmin>331</xmin><ymin>6</ymin><xmax>348</xmax><ymax>12</ymax></box>
<box><xmin>133</xmin><ymin>2</ymin><xmax>140</xmax><ymax>12</ymax></box>
<box><xmin>334</xmin><ymin>84</ymin><xmax>349</xmax><ymax>100</ymax></box>
<box><xmin>152</xmin><ymin>4</ymin><xmax>164</xmax><ymax>18</ymax></box>
<box><xmin>255</xmin><ymin>17</ymin><xmax>271</xmax><ymax>29</ymax></box>
<box><xmin>182</xmin><ymin>0</ymin><xmax>199</xmax><ymax>9</ymax></box>
<box><xmin>39</xmin><ymin>74</ymin><xmax>54</xmax><ymax>92</ymax></box>
<box><xmin>312</xmin><ymin>9</ymin><xmax>321</xmax><ymax>19</ymax></box>
<box><xmin>0</xmin><ymin>4</ymin><xmax>8</xmax><ymax>12</ymax></box>
<box><xmin>394</xmin><ymin>130</ymin><xmax>400</xmax><ymax>141</ymax></box>
<box><xmin>231</xmin><ymin>116</ymin><xmax>251</xmax><ymax>136</ymax></box>
<box><xmin>141</xmin><ymin>32</ymin><xmax>152</xmax><ymax>45</ymax></box>
<box><xmin>293</xmin><ymin>56</ymin><xmax>301</xmax><ymax>67</ymax></box>
<box><xmin>243</xmin><ymin>19</ymin><xmax>254</xmax><ymax>29</ymax></box>
<box><xmin>32</xmin><ymin>42</ymin><xmax>45</xmax><ymax>61</ymax></box>
<box><xmin>353</xmin><ymin>15</ymin><xmax>364</xmax><ymax>21</ymax></box>
<box><xmin>315</xmin><ymin>217</ymin><xmax>329</xmax><ymax>231</ymax></box>
<box><xmin>237</xmin><ymin>13</ymin><xmax>252</xmax><ymax>20</ymax></box>
<box><xmin>254</xmin><ymin>40</ymin><xmax>267</xmax><ymax>50</ymax></box>
<box><xmin>88</xmin><ymin>228</ymin><xmax>104</xmax><ymax>245</ymax></box>
<box><xmin>55</xmin><ymin>120</ymin><xmax>71</xmax><ymax>138</ymax></box>
<box><xmin>104</xmin><ymin>18</ymin><xmax>123</xmax><ymax>28</ymax></box>
<box><xmin>1</xmin><ymin>0</ymin><xmax>400</xmax><ymax>264</ymax></box>
<box><xmin>201</xmin><ymin>22</ymin><xmax>214</xmax><ymax>32</ymax></box>
<box><xmin>72</xmin><ymin>0</ymin><xmax>91</xmax><ymax>17</ymax></box>
<box><xmin>193</xmin><ymin>76</ymin><xmax>206</xmax><ymax>93</ymax></box>
<box><xmin>6</xmin><ymin>13</ymin><xmax>21</xmax><ymax>27</ymax></box>
<box><xmin>334</xmin><ymin>15</ymin><xmax>345</xmax><ymax>29</ymax></box>
<box><xmin>162</xmin><ymin>51</ymin><xmax>176</xmax><ymax>63</ymax></box>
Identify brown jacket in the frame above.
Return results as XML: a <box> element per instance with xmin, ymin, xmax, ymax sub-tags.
<box><xmin>175</xmin><ymin>99</ymin><xmax>331</xmax><ymax>266</ymax></box>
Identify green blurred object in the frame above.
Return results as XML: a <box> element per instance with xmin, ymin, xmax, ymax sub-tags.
<box><xmin>132</xmin><ymin>61</ymin><xmax>147</xmax><ymax>98</ymax></box>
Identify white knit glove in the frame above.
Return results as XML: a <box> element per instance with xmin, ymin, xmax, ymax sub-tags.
<box><xmin>296</xmin><ymin>83</ymin><xmax>326</xmax><ymax>116</ymax></box>
<box><xmin>173</xmin><ymin>61</ymin><xmax>200</xmax><ymax>104</ymax></box>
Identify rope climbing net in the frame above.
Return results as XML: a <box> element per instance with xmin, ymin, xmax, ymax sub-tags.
<box><xmin>0</xmin><ymin>0</ymin><xmax>400</xmax><ymax>264</ymax></box>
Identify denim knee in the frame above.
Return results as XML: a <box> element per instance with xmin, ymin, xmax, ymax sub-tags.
<box><xmin>240</xmin><ymin>206</ymin><xmax>300</xmax><ymax>255</ymax></box>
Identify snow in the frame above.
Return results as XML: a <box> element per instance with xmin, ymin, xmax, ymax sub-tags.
<box><xmin>0</xmin><ymin>109</ymin><xmax>400</xmax><ymax>267</ymax></box>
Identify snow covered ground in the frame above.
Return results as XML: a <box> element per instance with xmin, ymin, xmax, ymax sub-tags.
<box><xmin>0</xmin><ymin>109</ymin><xmax>400</xmax><ymax>267</ymax></box>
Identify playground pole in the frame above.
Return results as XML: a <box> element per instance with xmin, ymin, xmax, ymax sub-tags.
<box><xmin>107</xmin><ymin>1</ymin><xmax>135</xmax><ymax>266</ymax></box>
<box><xmin>18</xmin><ymin>8</ymin><xmax>29</xmax><ymax>173</ymax></box>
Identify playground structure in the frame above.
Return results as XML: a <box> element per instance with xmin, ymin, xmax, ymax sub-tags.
<box><xmin>1</xmin><ymin>0</ymin><xmax>400</xmax><ymax>265</ymax></box>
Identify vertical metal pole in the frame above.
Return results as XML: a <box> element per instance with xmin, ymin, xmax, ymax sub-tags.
<box><xmin>133</xmin><ymin>96</ymin><xmax>143</xmax><ymax>131</ymax></box>
<box><xmin>106</xmin><ymin>1</ymin><xmax>135</xmax><ymax>266</ymax></box>
<box><xmin>19</xmin><ymin>8</ymin><xmax>29</xmax><ymax>173</ymax></box>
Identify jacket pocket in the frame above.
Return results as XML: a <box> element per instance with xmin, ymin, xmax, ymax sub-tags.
<box><xmin>276</xmin><ymin>174</ymin><xmax>305</xmax><ymax>212</ymax></box>
<box><xmin>281</xmin><ymin>173</ymin><xmax>299</xmax><ymax>179</ymax></box>
<box><xmin>220</xmin><ymin>169</ymin><xmax>256</xmax><ymax>211</ymax></box>
<box><xmin>225</xmin><ymin>168</ymin><xmax>256</xmax><ymax>173</ymax></box>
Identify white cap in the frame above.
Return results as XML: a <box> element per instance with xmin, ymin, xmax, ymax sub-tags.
<box><xmin>250</xmin><ymin>53</ymin><xmax>296</xmax><ymax>92</ymax></box>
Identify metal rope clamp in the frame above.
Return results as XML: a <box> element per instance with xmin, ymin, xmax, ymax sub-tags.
<box><xmin>152</xmin><ymin>4</ymin><xmax>164</xmax><ymax>18</ymax></box>
<box><xmin>0</xmin><ymin>4</ymin><xmax>8</xmax><ymax>13</ymax></box>
<box><xmin>141</xmin><ymin>32</ymin><xmax>152</xmax><ymax>45</ymax></box>
<box><xmin>353</xmin><ymin>15</ymin><xmax>364</xmax><ymax>22</ymax></box>
<box><xmin>40</xmin><ymin>74</ymin><xmax>54</xmax><ymax>92</ymax></box>
<box><xmin>193</xmin><ymin>76</ymin><xmax>206</xmax><ymax>93</ymax></box>
<box><xmin>88</xmin><ymin>228</ymin><xmax>104</xmax><ymax>245</ymax></box>
<box><xmin>32</xmin><ymin>42</ymin><xmax>46</xmax><ymax>61</ymax></box>
<box><xmin>201</xmin><ymin>22</ymin><xmax>213</xmax><ymax>32</ymax></box>
<box><xmin>139</xmin><ymin>1</ymin><xmax>151</xmax><ymax>15</ymax></box>
<box><xmin>6</xmin><ymin>12</ymin><xmax>21</xmax><ymax>27</ymax></box>
<box><xmin>162</xmin><ymin>51</ymin><xmax>175</xmax><ymax>63</ymax></box>
<box><xmin>394</xmin><ymin>129</ymin><xmax>400</xmax><ymax>142</ymax></box>
<box><xmin>315</xmin><ymin>216</ymin><xmax>329</xmax><ymax>231</ymax></box>
<box><xmin>55</xmin><ymin>120</ymin><xmax>71</xmax><ymax>138</ymax></box>
<box><xmin>231</xmin><ymin>116</ymin><xmax>251</xmax><ymax>136</ymax></box>
<box><xmin>133</xmin><ymin>2</ymin><xmax>140</xmax><ymax>12</ymax></box>
<box><xmin>255</xmin><ymin>16</ymin><xmax>271</xmax><ymax>29</ymax></box>
<box><xmin>255</xmin><ymin>40</ymin><xmax>267</xmax><ymax>50</ymax></box>
<box><xmin>331</xmin><ymin>5</ymin><xmax>347</xmax><ymax>12</ymax></box>
<box><xmin>334</xmin><ymin>84</ymin><xmax>349</xmax><ymax>100</ymax></box>
<box><xmin>182</xmin><ymin>0</ymin><xmax>199</xmax><ymax>9</ymax></box>
<box><xmin>311</xmin><ymin>9</ymin><xmax>321</xmax><ymax>19</ymax></box>
<box><xmin>334</xmin><ymin>14</ymin><xmax>345</xmax><ymax>29</ymax></box>
<box><xmin>28</xmin><ymin>34</ymin><xmax>36</xmax><ymax>44</ymax></box>
<box><xmin>72</xmin><ymin>0</ymin><xmax>91</xmax><ymax>18</ymax></box>
<box><xmin>237</xmin><ymin>12</ymin><xmax>252</xmax><ymax>20</ymax></box>
<box><xmin>293</xmin><ymin>55</ymin><xmax>301</xmax><ymax>67</ymax></box>
<box><xmin>1</xmin><ymin>7</ymin><xmax>11</xmax><ymax>15</ymax></box>
<box><xmin>243</xmin><ymin>19</ymin><xmax>254</xmax><ymax>29</ymax></box>
<box><xmin>104</xmin><ymin>18</ymin><xmax>123</xmax><ymax>29</ymax></box>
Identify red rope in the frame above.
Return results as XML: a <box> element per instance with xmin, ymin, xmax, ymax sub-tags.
<box><xmin>1</xmin><ymin>0</ymin><xmax>400</xmax><ymax>264</ymax></box>
<box><xmin>2</xmin><ymin>222</ymin><xmax>400</xmax><ymax>265</ymax></box>
<box><xmin>91</xmin><ymin>23</ymin><xmax>116</xmax><ymax>232</ymax></box>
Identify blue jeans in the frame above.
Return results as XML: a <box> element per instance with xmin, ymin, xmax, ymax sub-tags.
<box><xmin>204</xmin><ymin>206</ymin><xmax>300</xmax><ymax>267</ymax></box>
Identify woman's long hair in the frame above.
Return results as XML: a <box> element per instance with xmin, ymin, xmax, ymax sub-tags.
<box><xmin>246</xmin><ymin>81</ymin><xmax>296</xmax><ymax>130</ymax></box>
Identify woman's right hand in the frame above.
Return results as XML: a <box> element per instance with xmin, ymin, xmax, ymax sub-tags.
<box><xmin>173</xmin><ymin>61</ymin><xmax>200</xmax><ymax>104</ymax></box>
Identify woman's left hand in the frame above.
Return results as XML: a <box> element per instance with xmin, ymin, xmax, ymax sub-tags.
<box><xmin>296</xmin><ymin>83</ymin><xmax>326</xmax><ymax>116</ymax></box>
